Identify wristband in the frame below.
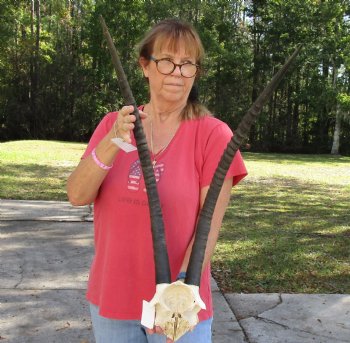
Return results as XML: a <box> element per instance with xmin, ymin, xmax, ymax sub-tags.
<box><xmin>176</xmin><ymin>271</ymin><xmax>186</xmax><ymax>281</ymax></box>
<box><xmin>91</xmin><ymin>148</ymin><xmax>113</xmax><ymax>170</ymax></box>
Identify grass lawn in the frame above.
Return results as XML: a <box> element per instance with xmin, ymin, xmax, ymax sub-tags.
<box><xmin>1</xmin><ymin>140</ymin><xmax>349</xmax><ymax>293</ymax></box>
<box><xmin>0</xmin><ymin>140</ymin><xmax>86</xmax><ymax>200</ymax></box>
<box><xmin>212</xmin><ymin>153</ymin><xmax>350</xmax><ymax>294</ymax></box>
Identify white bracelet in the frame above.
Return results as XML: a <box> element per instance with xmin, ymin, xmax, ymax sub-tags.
<box><xmin>91</xmin><ymin>148</ymin><xmax>113</xmax><ymax>170</ymax></box>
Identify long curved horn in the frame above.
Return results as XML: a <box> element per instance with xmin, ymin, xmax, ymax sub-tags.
<box><xmin>99</xmin><ymin>15</ymin><xmax>171</xmax><ymax>285</ymax></box>
<box><xmin>185</xmin><ymin>45</ymin><xmax>303</xmax><ymax>286</ymax></box>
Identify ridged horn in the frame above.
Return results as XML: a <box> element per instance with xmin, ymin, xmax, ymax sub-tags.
<box><xmin>99</xmin><ymin>15</ymin><xmax>171</xmax><ymax>284</ymax></box>
<box><xmin>185</xmin><ymin>45</ymin><xmax>303</xmax><ymax>286</ymax></box>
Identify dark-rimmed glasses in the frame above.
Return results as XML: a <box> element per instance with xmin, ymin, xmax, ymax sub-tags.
<box><xmin>150</xmin><ymin>56</ymin><xmax>199</xmax><ymax>78</ymax></box>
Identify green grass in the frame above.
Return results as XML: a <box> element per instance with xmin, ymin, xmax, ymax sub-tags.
<box><xmin>1</xmin><ymin>141</ymin><xmax>349</xmax><ymax>293</ymax></box>
<box><xmin>212</xmin><ymin>152</ymin><xmax>350</xmax><ymax>294</ymax></box>
<box><xmin>0</xmin><ymin>140</ymin><xmax>86</xmax><ymax>200</ymax></box>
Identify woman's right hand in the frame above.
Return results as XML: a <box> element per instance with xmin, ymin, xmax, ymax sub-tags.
<box><xmin>113</xmin><ymin>105</ymin><xmax>148</xmax><ymax>143</ymax></box>
<box><xmin>67</xmin><ymin>105</ymin><xmax>147</xmax><ymax>206</ymax></box>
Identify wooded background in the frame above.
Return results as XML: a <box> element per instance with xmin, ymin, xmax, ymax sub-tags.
<box><xmin>1</xmin><ymin>0</ymin><xmax>349</xmax><ymax>155</ymax></box>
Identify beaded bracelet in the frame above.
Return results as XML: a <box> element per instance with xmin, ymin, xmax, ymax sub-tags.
<box><xmin>91</xmin><ymin>148</ymin><xmax>113</xmax><ymax>170</ymax></box>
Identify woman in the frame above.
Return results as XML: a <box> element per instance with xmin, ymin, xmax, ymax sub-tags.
<box><xmin>67</xmin><ymin>19</ymin><xmax>247</xmax><ymax>343</ymax></box>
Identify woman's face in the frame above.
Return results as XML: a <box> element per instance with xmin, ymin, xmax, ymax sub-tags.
<box><xmin>140</xmin><ymin>40</ymin><xmax>196</xmax><ymax>107</ymax></box>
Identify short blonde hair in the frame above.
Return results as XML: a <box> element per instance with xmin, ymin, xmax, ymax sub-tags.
<box><xmin>138</xmin><ymin>19</ymin><xmax>209</xmax><ymax>120</ymax></box>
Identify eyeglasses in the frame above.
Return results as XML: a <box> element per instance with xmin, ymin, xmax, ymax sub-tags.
<box><xmin>150</xmin><ymin>56</ymin><xmax>199</xmax><ymax>78</ymax></box>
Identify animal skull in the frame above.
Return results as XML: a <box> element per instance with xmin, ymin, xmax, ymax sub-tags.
<box><xmin>141</xmin><ymin>281</ymin><xmax>206</xmax><ymax>341</ymax></box>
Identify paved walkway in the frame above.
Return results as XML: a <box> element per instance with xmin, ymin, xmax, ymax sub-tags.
<box><xmin>0</xmin><ymin>200</ymin><xmax>349</xmax><ymax>343</ymax></box>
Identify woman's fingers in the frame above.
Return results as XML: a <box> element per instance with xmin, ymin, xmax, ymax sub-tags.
<box><xmin>146</xmin><ymin>326</ymin><xmax>163</xmax><ymax>335</ymax></box>
<box><xmin>139</xmin><ymin>110</ymin><xmax>148</xmax><ymax>119</ymax></box>
<box><xmin>113</xmin><ymin>106</ymin><xmax>133</xmax><ymax>143</ymax></box>
<box><xmin>154</xmin><ymin>326</ymin><xmax>164</xmax><ymax>334</ymax></box>
<box><xmin>112</xmin><ymin>105</ymin><xmax>148</xmax><ymax>144</ymax></box>
<box><xmin>146</xmin><ymin>327</ymin><xmax>174</xmax><ymax>343</ymax></box>
<box><xmin>114</xmin><ymin>106</ymin><xmax>148</xmax><ymax>142</ymax></box>
<box><xmin>120</xmin><ymin>105</ymin><xmax>148</xmax><ymax>121</ymax></box>
<box><xmin>121</xmin><ymin>122</ymin><xmax>135</xmax><ymax>131</ymax></box>
<box><xmin>120</xmin><ymin>105</ymin><xmax>134</xmax><ymax>117</ymax></box>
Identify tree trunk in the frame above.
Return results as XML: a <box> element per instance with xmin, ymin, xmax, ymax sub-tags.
<box><xmin>331</xmin><ymin>60</ymin><xmax>340</xmax><ymax>155</ymax></box>
<box><xmin>286</xmin><ymin>82</ymin><xmax>293</xmax><ymax>147</ymax></box>
<box><xmin>29</xmin><ymin>0</ymin><xmax>40</xmax><ymax>137</ymax></box>
<box><xmin>29</xmin><ymin>0</ymin><xmax>35</xmax><ymax>136</ymax></box>
<box><xmin>331</xmin><ymin>104</ymin><xmax>341</xmax><ymax>155</ymax></box>
<box><xmin>249</xmin><ymin>3</ymin><xmax>260</xmax><ymax>144</ymax></box>
<box><xmin>35</xmin><ymin>0</ymin><xmax>40</xmax><ymax>135</ymax></box>
<box><xmin>292</xmin><ymin>74</ymin><xmax>300</xmax><ymax>147</ymax></box>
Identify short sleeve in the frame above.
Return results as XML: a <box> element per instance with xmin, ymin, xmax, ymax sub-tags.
<box><xmin>81</xmin><ymin>112</ymin><xmax>117</xmax><ymax>159</ymax></box>
<box><xmin>199</xmin><ymin>119</ymin><xmax>247</xmax><ymax>188</ymax></box>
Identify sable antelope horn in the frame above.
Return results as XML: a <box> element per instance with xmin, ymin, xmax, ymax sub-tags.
<box><xmin>99</xmin><ymin>15</ymin><xmax>171</xmax><ymax>285</ymax></box>
<box><xmin>185</xmin><ymin>45</ymin><xmax>303</xmax><ymax>286</ymax></box>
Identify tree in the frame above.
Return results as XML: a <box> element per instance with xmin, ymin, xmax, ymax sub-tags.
<box><xmin>0</xmin><ymin>0</ymin><xmax>349</xmax><ymax>154</ymax></box>
<box><xmin>331</xmin><ymin>92</ymin><xmax>350</xmax><ymax>154</ymax></box>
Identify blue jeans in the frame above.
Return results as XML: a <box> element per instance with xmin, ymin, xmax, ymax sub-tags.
<box><xmin>89</xmin><ymin>303</ymin><xmax>212</xmax><ymax>343</ymax></box>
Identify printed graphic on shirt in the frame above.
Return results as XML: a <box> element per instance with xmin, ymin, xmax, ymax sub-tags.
<box><xmin>128</xmin><ymin>160</ymin><xmax>142</xmax><ymax>191</ymax></box>
<box><xmin>127</xmin><ymin>159</ymin><xmax>164</xmax><ymax>192</ymax></box>
<box><xmin>153</xmin><ymin>162</ymin><xmax>165</xmax><ymax>183</ymax></box>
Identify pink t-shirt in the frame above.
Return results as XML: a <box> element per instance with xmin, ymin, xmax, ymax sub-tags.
<box><xmin>82</xmin><ymin>110</ymin><xmax>247</xmax><ymax>321</ymax></box>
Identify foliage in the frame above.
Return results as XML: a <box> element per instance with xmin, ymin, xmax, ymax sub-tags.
<box><xmin>338</xmin><ymin>92</ymin><xmax>350</xmax><ymax>114</ymax></box>
<box><xmin>0</xmin><ymin>0</ymin><xmax>349</xmax><ymax>154</ymax></box>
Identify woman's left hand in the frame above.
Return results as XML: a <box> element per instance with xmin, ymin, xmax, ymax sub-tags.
<box><xmin>146</xmin><ymin>327</ymin><xmax>174</xmax><ymax>343</ymax></box>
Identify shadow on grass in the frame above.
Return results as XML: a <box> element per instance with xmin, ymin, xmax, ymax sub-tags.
<box><xmin>213</xmin><ymin>178</ymin><xmax>350</xmax><ymax>294</ymax></box>
<box><xmin>0</xmin><ymin>163</ymin><xmax>74</xmax><ymax>200</ymax></box>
